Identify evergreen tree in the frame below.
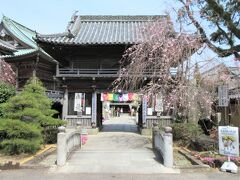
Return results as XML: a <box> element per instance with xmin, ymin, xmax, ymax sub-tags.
<box><xmin>179</xmin><ymin>0</ymin><xmax>240</xmax><ymax>59</ymax></box>
<box><xmin>2</xmin><ymin>77</ymin><xmax>63</xmax><ymax>127</ymax></box>
<box><xmin>0</xmin><ymin>81</ymin><xmax>15</xmax><ymax>104</ymax></box>
<box><xmin>0</xmin><ymin>81</ymin><xmax>16</xmax><ymax>117</ymax></box>
<box><xmin>0</xmin><ymin>77</ymin><xmax>64</xmax><ymax>154</ymax></box>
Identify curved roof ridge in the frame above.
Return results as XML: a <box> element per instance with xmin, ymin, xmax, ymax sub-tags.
<box><xmin>77</xmin><ymin>15</ymin><xmax>168</xmax><ymax>22</ymax></box>
<box><xmin>2</xmin><ymin>16</ymin><xmax>37</xmax><ymax>49</ymax></box>
<box><xmin>1</xmin><ymin>16</ymin><xmax>57</xmax><ymax>64</ymax></box>
<box><xmin>2</xmin><ymin>16</ymin><xmax>36</xmax><ymax>34</ymax></box>
<box><xmin>36</xmin><ymin>32</ymin><xmax>68</xmax><ymax>38</ymax></box>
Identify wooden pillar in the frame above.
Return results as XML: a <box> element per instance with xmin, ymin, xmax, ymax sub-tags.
<box><xmin>142</xmin><ymin>95</ymin><xmax>147</xmax><ymax>127</ymax></box>
<box><xmin>91</xmin><ymin>92</ymin><xmax>97</xmax><ymax>126</ymax></box>
<box><xmin>62</xmin><ymin>87</ymin><xmax>68</xmax><ymax>120</ymax></box>
<box><xmin>56</xmin><ymin>63</ymin><xmax>59</xmax><ymax>76</ymax></box>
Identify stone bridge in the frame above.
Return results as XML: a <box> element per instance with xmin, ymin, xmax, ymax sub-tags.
<box><xmin>54</xmin><ymin>115</ymin><xmax>178</xmax><ymax>174</ymax></box>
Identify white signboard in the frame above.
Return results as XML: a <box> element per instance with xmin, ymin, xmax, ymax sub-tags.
<box><xmin>147</xmin><ymin>108</ymin><xmax>153</xmax><ymax>116</ymax></box>
<box><xmin>74</xmin><ymin>93</ymin><xmax>82</xmax><ymax>112</ymax></box>
<box><xmin>155</xmin><ymin>94</ymin><xmax>163</xmax><ymax>112</ymax></box>
<box><xmin>218</xmin><ymin>85</ymin><xmax>229</xmax><ymax>107</ymax></box>
<box><xmin>218</xmin><ymin>126</ymin><xmax>239</xmax><ymax>157</ymax></box>
<box><xmin>86</xmin><ymin>107</ymin><xmax>91</xmax><ymax>115</ymax></box>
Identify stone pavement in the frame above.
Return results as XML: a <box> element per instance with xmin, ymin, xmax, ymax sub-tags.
<box><xmin>50</xmin><ymin>114</ymin><xmax>179</xmax><ymax>174</ymax></box>
<box><xmin>0</xmin><ymin>168</ymin><xmax>239</xmax><ymax>180</ymax></box>
<box><xmin>1</xmin><ymin>115</ymin><xmax>239</xmax><ymax>179</ymax></box>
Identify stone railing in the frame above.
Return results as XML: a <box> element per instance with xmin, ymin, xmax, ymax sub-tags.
<box><xmin>57</xmin><ymin>124</ymin><xmax>82</xmax><ymax>166</ymax></box>
<box><xmin>152</xmin><ymin>125</ymin><xmax>173</xmax><ymax>168</ymax></box>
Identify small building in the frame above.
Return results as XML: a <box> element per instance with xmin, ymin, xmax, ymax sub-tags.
<box><xmin>0</xmin><ymin>16</ymin><xmax>63</xmax><ymax>102</ymax></box>
<box><xmin>202</xmin><ymin>63</ymin><xmax>240</xmax><ymax>126</ymax></box>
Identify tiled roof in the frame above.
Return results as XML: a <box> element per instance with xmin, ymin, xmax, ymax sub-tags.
<box><xmin>0</xmin><ymin>39</ymin><xmax>16</xmax><ymax>52</ymax></box>
<box><xmin>1</xmin><ymin>16</ymin><xmax>57</xmax><ymax>63</ymax></box>
<box><xmin>0</xmin><ymin>48</ymin><xmax>60</xmax><ymax>64</ymax></box>
<box><xmin>0</xmin><ymin>49</ymin><xmax>37</xmax><ymax>59</ymax></box>
<box><xmin>2</xmin><ymin>16</ymin><xmax>37</xmax><ymax>49</ymax></box>
<box><xmin>36</xmin><ymin>15</ymin><xmax>168</xmax><ymax>45</ymax></box>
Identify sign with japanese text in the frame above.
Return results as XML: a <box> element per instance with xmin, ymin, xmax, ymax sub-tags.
<box><xmin>218</xmin><ymin>85</ymin><xmax>229</xmax><ymax>107</ymax></box>
<box><xmin>74</xmin><ymin>93</ymin><xmax>82</xmax><ymax>112</ymax></box>
<box><xmin>218</xmin><ymin>126</ymin><xmax>239</xmax><ymax>157</ymax></box>
<box><xmin>155</xmin><ymin>94</ymin><xmax>163</xmax><ymax>112</ymax></box>
<box><xmin>142</xmin><ymin>95</ymin><xmax>147</xmax><ymax>123</ymax></box>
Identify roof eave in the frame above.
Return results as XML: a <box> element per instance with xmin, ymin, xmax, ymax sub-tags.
<box><xmin>36</xmin><ymin>38</ymin><xmax>136</xmax><ymax>46</ymax></box>
<box><xmin>38</xmin><ymin>49</ymin><xmax>58</xmax><ymax>64</ymax></box>
<box><xmin>1</xmin><ymin>50</ymin><xmax>38</xmax><ymax>61</ymax></box>
<box><xmin>1</xmin><ymin>49</ymin><xmax>57</xmax><ymax>64</ymax></box>
<box><xmin>1</xmin><ymin>18</ymin><xmax>35</xmax><ymax>49</ymax></box>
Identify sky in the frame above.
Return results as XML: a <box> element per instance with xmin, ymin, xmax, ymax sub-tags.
<box><xmin>0</xmin><ymin>0</ymin><xmax>238</xmax><ymax>69</ymax></box>
<box><xmin>0</xmin><ymin>0</ymin><xmax>179</xmax><ymax>34</ymax></box>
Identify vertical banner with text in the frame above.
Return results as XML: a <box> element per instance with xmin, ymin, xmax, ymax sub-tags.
<box><xmin>74</xmin><ymin>93</ymin><xmax>82</xmax><ymax>112</ymax></box>
<box><xmin>218</xmin><ymin>85</ymin><xmax>229</xmax><ymax>107</ymax></box>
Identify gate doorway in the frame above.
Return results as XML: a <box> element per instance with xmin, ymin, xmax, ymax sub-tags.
<box><xmin>96</xmin><ymin>92</ymin><xmax>140</xmax><ymax>132</ymax></box>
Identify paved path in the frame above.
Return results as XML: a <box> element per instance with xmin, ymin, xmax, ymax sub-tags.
<box><xmin>50</xmin><ymin>114</ymin><xmax>179</xmax><ymax>174</ymax></box>
<box><xmin>1</xmin><ymin>169</ymin><xmax>239</xmax><ymax>180</ymax></box>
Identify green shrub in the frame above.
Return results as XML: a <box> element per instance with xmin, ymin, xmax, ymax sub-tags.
<box><xmin>43</xmin><ymin>126</ymin><xmax>59</xmax><ymax>144</ymax></box>
<box><xmin>0</xmin><ymin>119</ymin><xmax>42</xmax><ymax>140</ymax></box>
<box><xmin>171</xmin><ymin>123</ymin><xmax>204</xmax><ymax>147</ymax></box>
<box><xmin>0</xmin><ymin>139</ymin><xmax>41</xmax><ymax>155</ymax></box>
<box><xmin>0</xmin><ymin>119</ymin><xmax>42</xmax><ymax>155</ymax></box>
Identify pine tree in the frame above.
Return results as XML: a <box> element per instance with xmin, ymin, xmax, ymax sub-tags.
<box><xmin>179</xmin><ymin>0</ymin><xmax>240</xmax><ymax>59</ymax></box>
<box><xmin>0</xmin><ymin>77</ymin><xmax>64</xmax><ymax>154</ymax></box>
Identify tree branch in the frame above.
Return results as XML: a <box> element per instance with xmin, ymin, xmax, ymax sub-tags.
<box><xmin>180</xmin><ymin>0</ymin><xmax>240</xmax><ymax>58</ymax></box>
<box><xmin>206</xmin><ymin>0</ymin><xmax>240</xmax><ymax>39</ymax></box>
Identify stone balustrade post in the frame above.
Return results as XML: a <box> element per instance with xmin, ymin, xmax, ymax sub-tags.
<box><xmin>57</xmin><ymin>126</ymin><xmax>67</xmax><ymax>166</ymax></box>
<box><xmin>163</xmin><ymin>126</ymin><xmax>173</xmax><ymax>168</ymax></box>
<box><xmin>76</xmin><ymin>122</ymin><xmax>82</xmax><ymax>147</ymax></box>
<box><xmin>76</xmin><ymin>122</ymin><xmax>82</xmax><ymax>131</ymax></box>
<box><xmin>152</xmin><ymin>123</ymin><xmax>159</xmax><ymax>148</ymax></box>
<box><xmin>73</xmin><ymin>135</ymin><xmax>78</xmax><ymax>147</ymax></box>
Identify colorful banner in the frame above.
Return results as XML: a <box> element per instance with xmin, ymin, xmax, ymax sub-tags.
<box><xmin>123</xmin><ymin>94</ymin><xmax>128</xmax><ymax>101</ymax></box>
<box><xmin>108</xmin><ymin>93</ymin><xmax>113</xmax><ymax>101</ymax></box>
<box><xmin>100</xmin><ymin>93</ymin><xmax>138</xmax><ymax>102</ymax></box>
<box><xmin>113</xmin><ymin>94</ymin><xmax>119</xmax><ymax>101</ymax></box>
